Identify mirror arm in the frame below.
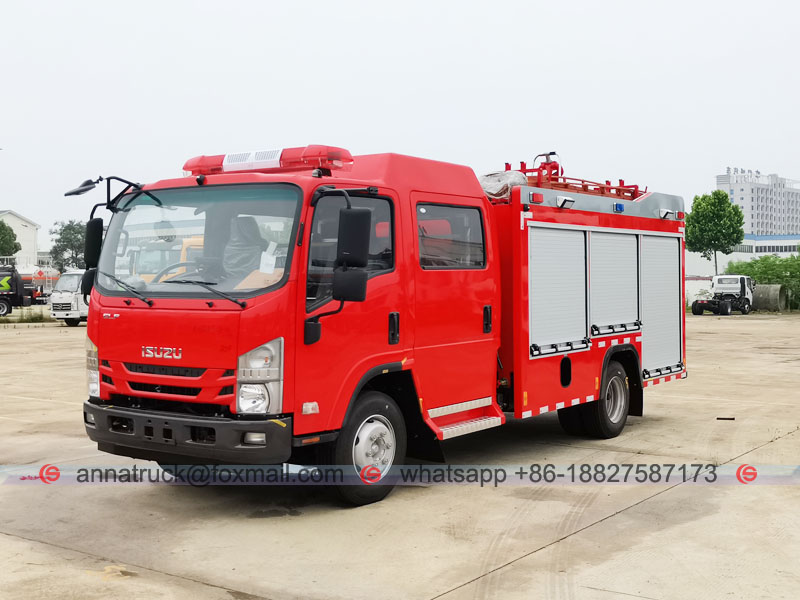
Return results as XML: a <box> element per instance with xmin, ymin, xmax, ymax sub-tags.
<box><xmin>310</xmin><ymin>186</ymin><xmax>380</xmax><ymax>207</ymax></box>
<box><xmin>307</xmin><ymin>300</ymin><xmax>345</xmax><ymax>324</ymax></box>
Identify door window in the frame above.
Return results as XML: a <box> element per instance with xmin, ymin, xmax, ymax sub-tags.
<box><xmin>417</xmin><ymin>204</ymin><xmax>485</xmax><ymax>269</ymax></box>
<box><xmin>306</xmin><ymin>196</ymin><xmax>393</xmax><ymax>309</ymax></box>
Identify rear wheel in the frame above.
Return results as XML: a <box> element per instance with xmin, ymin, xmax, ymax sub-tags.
<box><xmin>691</xmin><ymin>301</ymin><xmax>703</xmax><ymax>315</ymax></box>
<box><xmin>720</xmin><ymin>301</ymin><xmax>732</xmax><ymax>316</ymax></box>
<box><xmin>324</xmin><ymin>391</ymin><xmax>407</xmax><ymax>505</ymax></box>
<box><xmin>581</xmin><ymin>361</ymin><xmax>629</xmax><ymax>438</ymax></box>
<box><xmin>0</xmin><ymin>299</ymin><xmax>10</xmax><ymax>317</ymax></box>
<box><xmin>64</xmin><ymin>318</ymin><xmax>81</xmax><ymax>327</ymax></box>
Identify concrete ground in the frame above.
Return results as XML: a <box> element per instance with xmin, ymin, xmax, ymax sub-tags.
<box><xmin>1</xmin><ymin>314</ymin><xmax>799</xmax><ymax>599</ymax></box>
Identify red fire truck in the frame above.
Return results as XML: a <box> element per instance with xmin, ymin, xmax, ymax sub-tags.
<box><xmin>69</xmin><ymin>146</ymin><xmax>686</xmax><ymax>504</ymax></box>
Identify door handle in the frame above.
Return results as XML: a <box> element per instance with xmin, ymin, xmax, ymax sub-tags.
<box><xmin>483</xmin><ymin>305</ymin><xmax>492</xmax><ymax>334</ymax></box>
<box><xmin>388</xmin><ymin>312</ymin><xmax>400</xmax><ymax>345</ymax></box>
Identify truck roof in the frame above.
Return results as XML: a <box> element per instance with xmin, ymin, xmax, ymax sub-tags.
<box><xmin>148</xmin><ymin>153</ymin><xmax>488</xmax><ymax>200</ymax></box>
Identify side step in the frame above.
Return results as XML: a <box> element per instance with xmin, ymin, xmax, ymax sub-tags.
<box><xmin>439</xmin><ymin>416</ymin><xmax>502</xmax><ymax>440</ymax></box>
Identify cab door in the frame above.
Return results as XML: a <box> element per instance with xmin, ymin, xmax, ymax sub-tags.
<box><xmin>293</xmin><ymin>192</ymin><xmax>409</xmax><ymax>435</ymax></box>
<box><xmin>410</xmin><ymin>192</ymin><xmax>498</xmax><ymax>414</ymax></box>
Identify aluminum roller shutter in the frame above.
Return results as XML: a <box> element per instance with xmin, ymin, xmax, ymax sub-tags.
<box><xmin>529</xmin><ymin>227</ymin><xmax>587</xmax><ymax>350</ymax></box>
<box><xmin>590</xmin><ymin>232</ymin><xmax>639</xmax><ymax>331</ymax></box>
<box><xmin>641</xmin><ymin>235</ymin><xmax>681</xmax><ymax>372</ymax></box>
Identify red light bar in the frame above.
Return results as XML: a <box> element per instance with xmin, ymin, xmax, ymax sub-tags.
<box><xmin>183</xmin><ymin>145</ymin><xmax>354</xmax><ymax>176</ymax></box>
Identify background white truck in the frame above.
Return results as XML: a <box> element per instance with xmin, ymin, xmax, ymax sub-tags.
<box><xmin>691</xmin><ymin>275</ymin><xmax>754</xmax><ymax>315</ymax></box>
<box><xmin>50</xmin><ymin>270</ymin><xmax>89</xmax><ymax>326</ymax></box>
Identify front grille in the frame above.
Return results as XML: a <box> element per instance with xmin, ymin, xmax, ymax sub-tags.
<box><xmin>219</xmin><ymin>385</ymin><xmax>234</xmax><ymax>395</ymax></box>
<box><xmin>129</xmin><ymin>381</ymin><xmax>201</xmax><ymax>396</ymax></box>
<box><xmin>124</xmin><ymin>363</ymin><xmax>206</xmax><ymax>378</ymax></box>
<box><xmin>101</xmin><ymin>374</ymin><xmax>113</xmax><ymax>385</ymax></box>
<box><xmin>107</xmin><ymin>394</ymin><xmax>232</xmax><ymax>418</ymax></box>
<box><xmin>52</xmin><ymin>303</ymin><xmax>72</xmax><ymax>311</ymax></box>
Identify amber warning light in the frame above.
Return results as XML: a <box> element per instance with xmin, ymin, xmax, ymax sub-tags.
<box><xmin>183</xmin><ymin>145</ymin><xmax>354</xmax><ymax>176</ymax></box>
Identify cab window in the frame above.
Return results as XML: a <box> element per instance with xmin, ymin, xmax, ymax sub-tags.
<box><xmin>306</xmin><ymin>196</ymin><xmax>393</xmax><ymax>309</ymax></box>
<box><xmin>417</xmin><ymin>204</ymin><xmax>485</xmax><ymax>269</ymax></box>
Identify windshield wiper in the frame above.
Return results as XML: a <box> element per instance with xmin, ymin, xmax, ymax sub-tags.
<box><xmin>166</xmin><ymin>280</ymin><xmax>247</xmax><ymax>309</ymax></box>
<box><xmin>98</xmin><ymin>271</ymin><xmax>153</xmax><ymax>306</ymax></box>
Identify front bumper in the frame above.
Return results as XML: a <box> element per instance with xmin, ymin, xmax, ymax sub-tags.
<box><xmin>83</xmin><ymin>401</ymin><xmax>292</xmax><ymax>464</ymax></box>
<box><xmin>52</xmin><ymin>311</ymin><xmax>84</xmax><ymax>319</ymax></box>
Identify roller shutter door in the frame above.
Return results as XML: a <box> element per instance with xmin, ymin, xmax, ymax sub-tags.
<box><xmin>590</xmin><ymin>232</ymin><xmax>639</xmax><ymax>332</ymax></box>
<box><xmin>529</xmin><ymin>227</ymin><xmax>587</xmax><ymax>352</ymax></box>
<box><xmin>641</xmin><ymin>235</ymin><xmax>682</xmax><ymax>372</ymax></box>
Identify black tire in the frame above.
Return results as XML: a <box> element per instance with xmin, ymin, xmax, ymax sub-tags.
<box><xmin>740</xmin><ymin>299</ymin><xmax>751</xmax><ymax>315</ymax></box>
<box><xmin>0</xmin><ymin>299</ymin><xmax>10</xmax><ymax>317</ymax></box>
<box><xmin>581</xmin><ymin>361</ymin><xmax>629</xmax><ymax>439</ymax></box>
<box><xmin>691</xmin><ymin>301</ymin><xmax>703</xmax><ymax>316</ymax></box>
<box><xmin>323</xmin><ymin>391</ymin><xmax>407</xmax><ymax>505</ymax></box>
<box><xmin>64</xmin><ymin>318</ymin><xmax>81</xmax><ymax>327</ymax></box>
<box><xmin>557</xmin><ymin>405</ymin><xmax>586</xmax><ymax>435</ymax></box>
<box><xmin>720</xmin><ymin>301</ymin><xmax>732</xmax><ymax>316</ymax></box>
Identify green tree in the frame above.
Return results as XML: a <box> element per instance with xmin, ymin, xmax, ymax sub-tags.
<box><xmin>0</xmin><ymin>220</ymin><xmax>22</xmax><ymax>257</ymax></box>
<box><xmin>685</xmin><ymin>190</ymin><xmax>744</xmax><ymax>274</ymax></box>
<box><xmin>49</xmin><ymin>220</ymin><xmax>86</xmax><ymax>272</ymax></box>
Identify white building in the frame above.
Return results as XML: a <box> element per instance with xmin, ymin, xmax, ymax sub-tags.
<box><xmin>0</xmin><ymin>210</ymin><xmax>40</xmax><ymax>268</ymax></box>
<box><xmin>716</xmin><ymin>167</ymin><xmax>800</xmax><ymax>235</ymax></box>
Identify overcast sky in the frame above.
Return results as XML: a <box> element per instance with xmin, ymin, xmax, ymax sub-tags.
<box><xmin>2</xmin><ymin>0</ymin><xmax>798</xmax><ymax>248</ymax></box>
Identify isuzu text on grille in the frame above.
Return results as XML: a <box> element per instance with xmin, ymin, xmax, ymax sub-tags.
<box><xmin>141</xmin><ymin>346</ymin><xmax>183</xmax><ymax>359</ymax></box>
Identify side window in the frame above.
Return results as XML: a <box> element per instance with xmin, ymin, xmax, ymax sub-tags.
<box><xmin>306</xmin><ymin>196</ymin><xmax>393</xmax><ymax>309</ymax></box>
<box><xmin>417</xmin><ymin>204</ymin><xmax>485</xmax><ymax>269</ymax></box>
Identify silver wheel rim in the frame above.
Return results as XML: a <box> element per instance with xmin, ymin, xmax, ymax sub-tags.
<box><xmin>0</xmin><ymin>304</ymin><xmax>7</xmax><ymax>316</ymax></box>
<box><xmin>604</xmin><ymin>375</ymin><xmax>627</xmax><ymax>423</ymax></box>
<box><xmin>352</xmin><ymin>414</ymin><xmax>396</xmax><ymax>481</ymax></box>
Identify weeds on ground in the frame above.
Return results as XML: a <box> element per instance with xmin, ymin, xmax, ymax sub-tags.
<box><xmin>0</xmin><ymin>308</ymin><xmax>56</xmax><ymax>324</ymax></box>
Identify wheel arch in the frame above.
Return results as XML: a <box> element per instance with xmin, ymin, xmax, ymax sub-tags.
<box><xmin>343</xmin><ymin>364</ymin><xmax>443</xmax><ymax>462</ymax></box>
<box><xmin>601</xmin><ymin>344</ymin><xmax>644</xmax><ymax>417</ymax></box>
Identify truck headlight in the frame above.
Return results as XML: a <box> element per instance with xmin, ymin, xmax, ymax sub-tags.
<box><xmin>86</xmin><ymin>336</ymin><xmax>99</xmax><ymax>397</ymax></box>
<box><xmin>237</xmin><ymin>384</ymin><xmax>269</xmax><ymax>414</ymax></box>
<box><xmin>236</xmin><ymin>338</ymin><xmax>283</xmax><ymax>414</ymax></box>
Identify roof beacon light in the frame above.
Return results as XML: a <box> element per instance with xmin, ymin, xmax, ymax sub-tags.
<box><xmin>183</xmin><ymin>145</ymin><xmax>354</xmax><ymax>176</ymax></box>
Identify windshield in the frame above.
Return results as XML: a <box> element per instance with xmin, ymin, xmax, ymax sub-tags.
<box><xmin>54</xmin><ymin>273</ymin><xmax>82</xmax><ymax>292</ymax></box>
<box><xmin>98</xmin><ymin>184</ymin><xmax>301</xmax><ymax>298</ymax></box>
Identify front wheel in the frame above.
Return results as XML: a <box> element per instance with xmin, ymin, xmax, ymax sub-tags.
<box><xmin>740</xmin><ymin>299</ymin><xmax>751</xmax><ymax>315</ymax></box>
<box><xmin>64</xmin><ymin>318</ymin><xmax>81</xmax><ymax>327</ymax></box>
<box><xmin>324</xmin><ymin>391</ymin><xmax>407</xmax><ymax>505</ymax></box>
<box><xmin>0</xmin><ymin>299</ymin><xmax>11</xmax><ymax>317</ymax></box>
<box><xmin>581</xmin><ymin>361</ymin><xmax>630</xmax><ymax>438</ymax></box>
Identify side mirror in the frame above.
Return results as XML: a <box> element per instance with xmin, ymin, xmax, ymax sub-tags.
<box><xmin>85</xmin><ymin>218</ymin><xmax>104</xmax><ymax>269</ymax></box>
<box><xmin>81</xmin><ymin>268</ymin><xmax>96</xmax><ymax>296</ymax></box>
<box><xmin>336</xmin><ymin>207</ymin><xmax>371</xmax><ymax>268</ymax></box>
<box><xmin>65</xmin><ymin>179</ymin><xmax>97</xmax><ymax>197</ymax></box>
<box><xmin>333</xmin><ymin>267</ymin><xmax>368</xmax><ymax>302</ymax></box>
